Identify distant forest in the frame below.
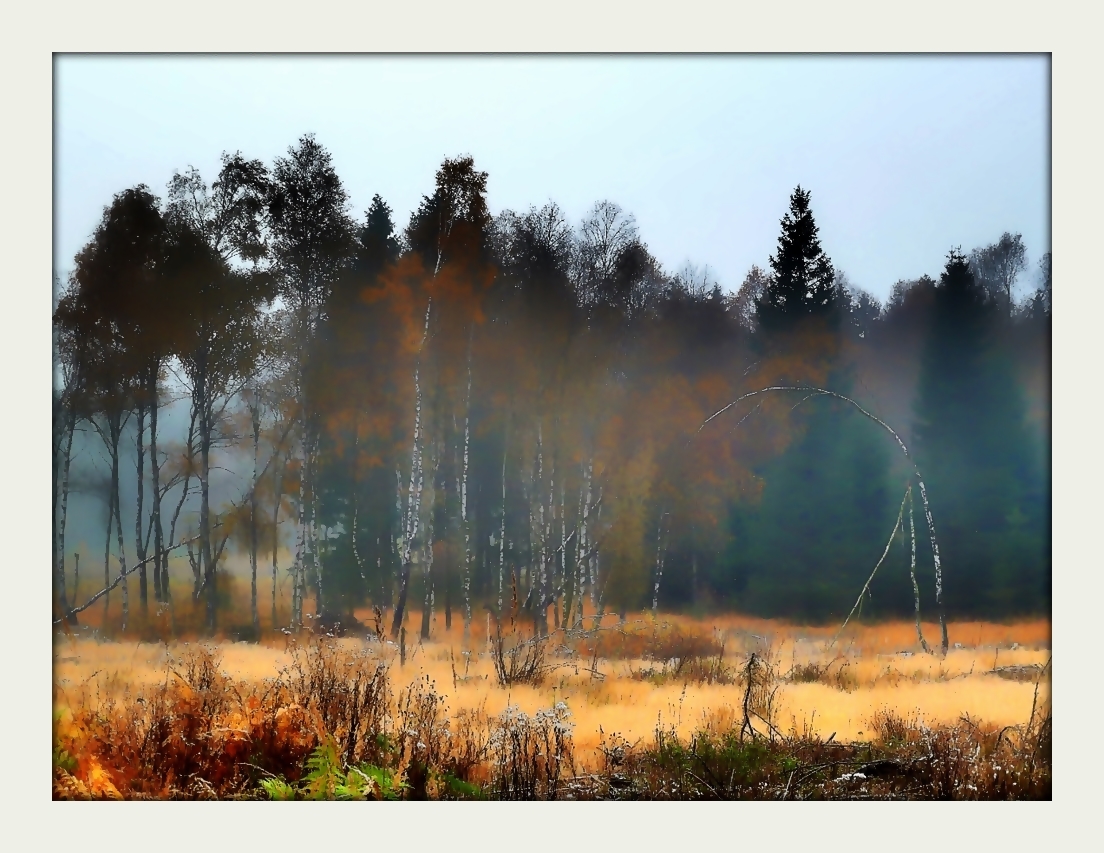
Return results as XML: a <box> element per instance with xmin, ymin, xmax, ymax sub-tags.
<box><xmin>52</xmin><ymin>134</ymin><xmax>1051</xmax><ymax>639</ymax></box>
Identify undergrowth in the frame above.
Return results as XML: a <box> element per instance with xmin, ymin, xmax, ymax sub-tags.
<box><xmin>53</xmin><ymin>638</ymin><xmax>1051</xmax><ymax>800</ymax></box>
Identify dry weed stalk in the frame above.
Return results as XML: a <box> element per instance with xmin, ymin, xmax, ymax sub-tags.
<box><xmin>53</xmin><ymin>636</ymin><xmax>1049</xmax><ymax>801</ymax></box>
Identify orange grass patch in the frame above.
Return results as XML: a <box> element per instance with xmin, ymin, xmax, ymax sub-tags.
<box><xmin>54</xmin><ymin>612</ymin><xmax>1050</xmax><ymax>766</ymax></box>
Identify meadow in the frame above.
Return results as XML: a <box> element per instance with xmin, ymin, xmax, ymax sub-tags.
<box><xmin>52</xmin><ymin>574</ymin><xmax>1051</xmax><ymax>800</ymax></box>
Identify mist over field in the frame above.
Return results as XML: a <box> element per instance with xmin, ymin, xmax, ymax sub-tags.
<box><xmin>53</xmin><ymin>151</ymin><xmax>1051</xmax><ymax>634</ymax></box>
<box><xmin>52</xmin><ymin>55</ymin><xmax>1050</xmax><ymax>801</ymax></box>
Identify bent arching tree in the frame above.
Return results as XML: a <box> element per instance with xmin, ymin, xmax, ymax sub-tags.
<box><xmin>699</xmin><ymin>384</ymin><xmax>949</xmax><ymax>656</ymax></box>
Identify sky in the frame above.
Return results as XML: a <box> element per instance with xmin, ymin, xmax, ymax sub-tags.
<box><xmin>54</xmin><ymin>54</ymin><xmax>1050</xmax><ymax>303</ymax></box>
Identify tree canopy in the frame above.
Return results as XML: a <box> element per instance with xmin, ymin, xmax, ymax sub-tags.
<box><xmin>53</xmin><ymin>142</ymin><xmax>1052</xmax><ymax>640</ymax></box>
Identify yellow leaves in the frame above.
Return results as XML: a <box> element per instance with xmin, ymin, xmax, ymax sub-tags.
<box><xmin>85</xmin><ymin>758</ymin><xmax>124</xmax><ymax>800</ymax></box>
<box><xmin>361</xmin><ymin>254</ymin><xmax>430</xmax><ymax>358</ymax></box>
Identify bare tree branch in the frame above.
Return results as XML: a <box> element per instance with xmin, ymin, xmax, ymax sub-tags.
<box><xmin>53</xmin><ymin>526</ymin><xmax>219</xmax><ymax>625</ymax></box>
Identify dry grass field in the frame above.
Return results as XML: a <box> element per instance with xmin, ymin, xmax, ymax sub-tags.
<box><xmin>52</xmin><ymin>593</ymin><xmax>1051</xmax><ymax>800</ymax></box>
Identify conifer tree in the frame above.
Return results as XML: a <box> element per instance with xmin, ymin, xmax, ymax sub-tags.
<box><xmin>913</xmin><ymin>249</ymin><xmax>1044</xmax><ymax>615</ymax></box>
<box><xmin>756</xmin><ymin>186</ymin><xmax>840</xmax><ymax>334</ymax></box>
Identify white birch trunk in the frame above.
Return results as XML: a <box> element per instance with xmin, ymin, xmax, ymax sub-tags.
<box><xmin>916</xmin><ymin>479</ymin><xmax>948</xmax><ymax>655</ymax></box>
<box><xmin>652</xmin><ymin>510</ymin><xmax>669</xmax><ymax>613</ymax></box>
<box><xmin>406</xmin><ymin>297</ymin><xmax>431</xmax><ymax>549</ymax></box>
<box><xmin>134</xmin><ymin>405</ymin><xmax>147</xmax><ymax>611</ymax></box>
<box><xmin>542</xmin><ymin>467</ymin><xmax>554</xmax><ymax>633</ymax></box>
<box><xmin>571</xmin><ymin>479</ymin><xmax>584</xmax><ymax>628</ymax></box>
<box><xmin>533</xmin><ymin>423</ymin><xmax>546</xmax><ymax>634</ymax></box>
<box><xmin>390</xmin><ymin>394</ymin><xmax>425</xmax><ymax>638</ymax></box>
<box><xmin>589</xmin><ymin>484</ymin><xmax>602</xmax><ymax>615</ymax></box>
<box><xmin>352</xmin><ymin>431</ymin><xmax>365</xmax><ymax>583</ymax></box>
<box><xmin>271</xmin><ymin>458</ymin><xmax>284</xmax><ymax>629</ymax></box>
<box><xmin>395</xmin><ymin>467</ymin><xmax>404</xmax><ymax>572</ymax></box>
<box><xmin>250</xmin><ymin>404</ymin><xmax>260</xmax><ymax>632</ymax></box>
<box><xmin>112</xmin><ymin>442</ymin><xmax>129</xmax><ymax>633</ymax></box>
<box><xmin>292</xmin><ymin>437</ymin><xmax>306</xmax><ymax>630</ymax></box>
<box><xmin>498</xmin><ymin>436</ymin><xmax>507</xmax><ymax>614</ymax></box>
<box><xmin>149</xmin><ymin>374</ymin><xmax>165</xmax><ymax>604</ymax></box>
<box><xmin>907</xmin><ymin>487</ymin><xmax>932</xmax><ymax>653</ymax></box>
<box><xmin>556</xmin><ymin>479</ymin><xmax>565</xmax><ymax>629</ymax></box>
<box><xmin>460</xmin><ymin>352</ymin><xmax>473</xmax><ymax>641</ymax></box>
<box><xmin>55</xmin><ymin>404</ymin><xmax>77</xmax><ymax>623</ymax></box>
<box><xmin>421</xmin><ymin>452</ymin><xmax>439</xmax><ymax>640</ymax></box>
<box><xmin>576</xmin><ymin>462</ymin><xmax>593</xmax><ymax>628</ymax></box>
<box><xmin>311</xmin><ymin>446</ymin><xmax>322</xmax><ymax>619</ymax></box>
<box><xmin>103</xmin><ymin>490</ymin><xmax>112</xmax><ymax>620</ymax></box>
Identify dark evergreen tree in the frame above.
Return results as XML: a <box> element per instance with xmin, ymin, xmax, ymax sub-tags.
<box><xmin>354</xmin><ymin>194</ymin><xmax>402</xmax><ymax>279</ymax></box>
<box><xmin>727</xmin><ymin>393</ymin><xmax>900</xmax><ymax>620</ymax></box>
<box><xmin>755</xmin><ymin>186</ymin><xmax>841</xmax><ymax>334</ymax></box>
<box><xmin>312</xmin><ymin>194</ymin><xmax>404</xmax><ymax>625</ymax></box>
<box><xmin>913</xmin><ymin>249</ymin><xmax>1047</xmax><ymax>616</ymax></box>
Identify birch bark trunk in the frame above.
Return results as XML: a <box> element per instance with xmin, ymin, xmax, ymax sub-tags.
<box><xmin>498</xmin><ymin>430</ymin><xmax>508</xmax><ymax>615</ymax></box>
<box><xmin>916</xmin><ymin>480</ymin><xmax>948</xmax><ymax>655</ymax></box>
<box><xmin>200</xmin><ymin>403</ymin><xmax>215</xmax><ymax>635</ymax></box>
<box><xmin>103</xmin><ymin>493</ymin><xmax>112</xmax><ymax>621</ymax></box>
<box><xmin>534</xmin><ymin>423</ymin><xmax>548</xmax><ymax>637</ymax></box>
<box><xmin>421</xmin><ymin>452</ymin><xmax>440</xmax><ymax>641</ymax></box>
<box><xmin>576</xmin><ymin>462</ymin><xmax>592</xmax><ymax>628</ymax></box>
<box><xmin>652</xmin><ymin>510</ymin><xmax>669</xmax><ymax>613</ymax></box>
<box><xmin>272</xmin><ymin>456</ymin><xmax>285</xmax><ymax>629</ymax></box>
<box><xmin>555</xmin><ymin>480</ymin><xmax>565</xmax><ymax>630</ymax></box>
<box><xmin>55</xmin><ymin>401</ymin><xmax>77</xmax><ymax>624</ymax></box>
<box><xmin>148</xmin><ymin>371</ymin><xmax>165</xmax><ymax>604</ymax></box>
<box><xmin>250</xmin><ymin>401</ymin><xmax>261</xmax><ymax>634</ymax></box>
<box><xmin>134</xmin><ymin>403</ymin><xmax>147</xmax><ymax>611</ymax></box>
<box><xmin>292</xmin><ymin>437</ymin><xmax>306</xmax><ymax>630</ymax></box>
<box><xmin>109</xmin><ymin>418</ymin><xmax>129</xmax><ymax>632</ymax></box>
<box><xmin>590</xmin><ymin>484</ymin><xmax>602</xmax><ymax>627</ymax></box>
<box><xmin>460</xmin><ymin>345</ymin><xmax>473</xmax><ymax>642</ymax></box>
<box><xmin>311</xmin><ymin>447</ymin><xmax>322</xmax><ymax>621</ymax></box>
<box><xmin>907</xmin><ymin>487</ymin><xmax>931</xmax><ymax>653</ymax></box>
<box><xmin>391</xmin><ymin>450</ymin><xmax>423</xmax><ymax>638</ymax></box>
<box><xmin>352</xmin><ymin>431</ymin><xmax>366</xmax><ymax>587</ymax></box>
<box><xmin>541</xmin><ymin>467</ymin><xmax>554</xmax><ymax>636</ymax></box>
<box><xmin>391</xmin><ymin>298</ymin><xmax>432</xmax><ymax>638</ymax></box>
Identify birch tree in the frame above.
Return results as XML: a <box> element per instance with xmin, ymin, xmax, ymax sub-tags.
<box><xmin>53</xmin><ymin>282</ymin><xmax>90</xmax><ymax>625</ymax></box>
<box><xmin>167</xmin><ymin>216</ymin><xmax>272</xmax><ymax>634</ymax></box>
<box><xmin>266</xmin><ymin>134</ymin><xmax>356</xmax><ymax>628</ymax></box>
<box><xmin>61</xmin><ymin>186</ymin><xmax>164</xmax><ymax>631</ymax></box>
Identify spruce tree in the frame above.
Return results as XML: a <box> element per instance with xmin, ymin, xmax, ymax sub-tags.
<box><xmin>913</xmin><ymin>249</ymin><xmax>1046</xmax><ymax>616</ymax></box>
<box><xmin>755</xmin><ymin>186</ymin><xmax>841</xmax><ymax>334</ymax></box>
<box><xmin>733</xmin><ymin>395</ymin><xmax>898</xmax><ymax>620</ymax></box>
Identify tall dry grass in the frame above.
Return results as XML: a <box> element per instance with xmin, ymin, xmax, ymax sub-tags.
<box><xmin>53</xmin><ymin>612</ymin><xmax>1049</xmax><ymax>799</ymax></box>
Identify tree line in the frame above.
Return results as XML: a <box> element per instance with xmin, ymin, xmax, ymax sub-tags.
<box><xmin>53</xmin><ymin>134</ymin><xmax>1051</xmax><ymax>638</ymax></box>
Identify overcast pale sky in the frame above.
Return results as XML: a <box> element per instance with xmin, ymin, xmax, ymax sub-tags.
<box><xmin>54</xmin><ymin>54</ymin><xmax>1049</xmax><ymax>302</ymax></box>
